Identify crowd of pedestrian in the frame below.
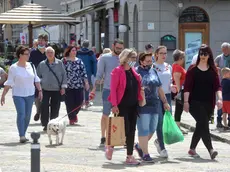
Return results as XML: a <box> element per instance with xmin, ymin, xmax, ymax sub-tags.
<box><xmin>1</xmin><ymin>33</ymin><xmax>230</xmax><ymax>165</ymax></box>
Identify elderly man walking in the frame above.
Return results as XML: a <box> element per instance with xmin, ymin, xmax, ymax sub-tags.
<box><xmin>215</xmin><ymin>42</ymin><xmax>230</xmax><ymax>128</ymax></box>
<box><xmin>37</xmin><ymin>47</ymin><xmax>67</xmax><ymax>131</ymax></box>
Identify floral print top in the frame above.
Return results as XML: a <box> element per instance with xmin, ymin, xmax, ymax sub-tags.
<box><xmin>62</xmin><ymin>57</ymin><xmax>87</xmax><ymax>89</ymax></box>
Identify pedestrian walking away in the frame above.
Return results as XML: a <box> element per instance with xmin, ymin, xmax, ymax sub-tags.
<box><xmin>62</xmin><ymin>46</ymin><xmax>90</xmax><ymax>125</ymax></box>
<box><xmin>1</xmin><ymin>45</ymin><xmax>42</xmax><ymax>143</ymax></box>
<box><xmin>91</xmin><ymin>39</ymin><xmax>124</xmax><ymax>147</ymax></box>
<box><xmin>184</xmin><ymin>44</ymin><xmax>222</xmax><ymax>160</ymax></box>
<box><xmin>77</xmin><ymin>40</ymin><xmax>97</xmax><ymax>109</ymax></box>
<box><xmin>135</xmin><ymin>52</ymin><xmax>170</xmax><ymax>163</ymax></box>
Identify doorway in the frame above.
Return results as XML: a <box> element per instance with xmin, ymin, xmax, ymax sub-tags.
<box><xmin>179</xmin><ymin>7</ymin><xmax>209</xmax><ymax>69</ymax></box>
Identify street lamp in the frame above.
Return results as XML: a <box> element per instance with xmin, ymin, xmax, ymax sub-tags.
<box><xmin>118</xmin><ymin>24</ymin><xmax>130</xmax><ymax>33</ymax></box>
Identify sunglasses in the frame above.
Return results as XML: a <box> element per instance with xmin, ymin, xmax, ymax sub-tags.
<box><xmin>200</xmin><ymin>52</ymin><xmax>209</xmax><ymax>56</ymax></box>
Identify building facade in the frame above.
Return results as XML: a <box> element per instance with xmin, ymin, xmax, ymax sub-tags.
<box><xmin>62</xmin><ymin>0</ymin><xmax>230</xmax><ymax>66</ymax></box>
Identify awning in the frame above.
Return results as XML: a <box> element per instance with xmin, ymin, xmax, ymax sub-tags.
<box><xmin>0</xmin><ymin>3</ymin><xmax>81</xmax><ymax>25</ymax></box>
<box><xmin>69</xmin><ymin>0</ymin><xmax>115</xmax><ymax>17</ymax></box>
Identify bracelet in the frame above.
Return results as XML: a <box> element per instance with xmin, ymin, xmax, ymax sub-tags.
<box><xmin>184</xmin><ymin>101</ymin><xmax>188</xmax><ymax>103</ymax></box>
<box><xmin>38</xmin><ymin>90</ymin><xmax>42</xmax><ymax>92</ymax></box>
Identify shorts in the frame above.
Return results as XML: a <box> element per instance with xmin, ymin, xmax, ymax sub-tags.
<box><xmin>102</xmin><ymin>88</ymin><xmax>112</xmax><ymax>116</ymax></box>
<box><xmin>222</xmin><ymin>101</ymin><xmax>230</xmax><ymax>114</ymax></box>
<box><xmin>137</xmin><ymin>113</ymin><xmax>159</xmax><ymax>136</ymax></box>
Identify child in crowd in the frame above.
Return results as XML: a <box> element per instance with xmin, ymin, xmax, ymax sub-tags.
<box><xmin>221</xmin><ymin>67</ymin><xmax>230</xmax><ymax>130</ymax></box>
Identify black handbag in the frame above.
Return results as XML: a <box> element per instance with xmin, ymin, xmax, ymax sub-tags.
<box><xmin>45</xmin><ymin>60</ymin><xmax>65</xmax><ymax>102</ymax></box>
<box><xmin>30</xmin><ymin>62</ymin><xmax>39</xmax><ymax>98</ymax></box>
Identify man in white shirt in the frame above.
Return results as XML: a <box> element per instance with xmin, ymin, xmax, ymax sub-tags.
<box><xmin>191</xmin><ymin>54</ymin><xmax>198</xmax><ymax>64</ymax></box>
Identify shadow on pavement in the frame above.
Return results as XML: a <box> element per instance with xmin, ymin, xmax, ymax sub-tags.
<box><xmin>29</xmin><ymin>123</ymin><xmax>41</xmax><ymax>127</ymax></box>
<box><xmin>28</xmin><ymin>131</ymin><xmax>47</xmax><ymax>135</ymax></box>
<box><xmin>175</xmin><ymin>157</ymin><xmax>217</xmax><ymax>163</ymax></box>
<box><xmin>154</xmin><ymin>157</ymin><xmax>180</xmax><ymax>164</ymax></box>
<box><xmin>67</xmin><ymin>124</ymin><xmax>85</xmax><ymax>127</ymax></box>
<box><xmin>88</xmin><ymin>146</ymin><xmax>124</xmax><ymax>152</ymax></box>
<box><xmin>102</xmin><ymin>162</ymin><xmax>127</xmax><ymax>170</ymax></box>
<box><xmin>0</xmin><ymin>142</ymin><xmax>30</xmax><ymax>147</ymax></box>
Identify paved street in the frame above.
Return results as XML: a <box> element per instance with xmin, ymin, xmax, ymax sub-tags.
<box><xmin>0</xmin><ymin>90</ymin><xmax>230</xmax><ymax>172</ymax></box>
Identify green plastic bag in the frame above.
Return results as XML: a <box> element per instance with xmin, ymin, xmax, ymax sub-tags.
<box><xmin>163</xmin><ymin>111</ymin><xmax>184</xmax><ymax>144</ymax></box>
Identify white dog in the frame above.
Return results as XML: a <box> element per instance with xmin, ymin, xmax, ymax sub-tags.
<box><xmin>47</xmin><ymin>117</ymin><xmax>67</xmax><ymax>145</ymax></box>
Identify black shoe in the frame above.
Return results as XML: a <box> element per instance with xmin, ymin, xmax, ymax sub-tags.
<box><xmin>43</xmin><ymin>126</ymin><xmax>47</xmax><ymax>131</ymax></box>
<box><xmin>216</xmin><ymin>122</ymin><xmax>224</xmax><ymax>128</ymax></box>
<box><xmin>210</xmin><ymin>150</ymin><xmax>218</xmax><ymax>160</ymax></box>
<box><xmin>100</xmin><ymin>137</ymin><xmax>106</xmax><ymax>147</ymax></box>
<box><xmin>34</xmin><ymin>113</ymin><xmax>40</xmax><ymax>121</ymax></box>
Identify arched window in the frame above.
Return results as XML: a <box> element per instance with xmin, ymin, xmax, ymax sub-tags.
<box><xmin>179</xmin><ymin>7</ymin><xmax>209</xmax><ymax>23</ymax></box>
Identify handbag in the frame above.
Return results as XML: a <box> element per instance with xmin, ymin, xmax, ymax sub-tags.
<box><xmin>30</xmin><ymin>62</ymin><xmax>39</xmax><ymax>98</ymax></box>
<box><xmin>45</xmin><ymin>60</ymin><xmax>65</xmax><ymax>102</ymax></box>
<box><xmin>106</xmin><ymin>113</ymin><xmax>126</xmax><ymax>146</ymax></box>
<box><xmin>139</xmin><ymin>87</ymin><xmax>146</xmax><ymax>107</ymax></box>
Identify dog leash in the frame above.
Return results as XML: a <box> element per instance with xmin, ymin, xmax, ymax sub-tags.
<box><xmin>57</xmin><ymin>92</ymin><xmax>95</xmax><ymax>121</ymax></box>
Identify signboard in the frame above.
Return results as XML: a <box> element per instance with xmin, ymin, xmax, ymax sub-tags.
<box><xmin>147</xmin><ymin>23</ymin><xmax>154</xmax><ymax>30</ymax></box>
<box><xmin>185</xmin><ymin>32</ymin><xmax>202</xmax><ymax>70</ymax></box>
<box><xmin>20</xmin><ymin>33</ymin><xmax>27</xmax><ymax>45</ymax></box>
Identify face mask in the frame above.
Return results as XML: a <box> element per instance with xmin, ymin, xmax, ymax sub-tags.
<box><xmin>128</xmin><ymin>61</ymin><xmax>136</xmax><ymax>67</ymax></box>
<box><xmin>143</xmin><ymin>64</ymin><xmax>152</xmax><ymax>69</ymax></box>
<box><xmin>38</xmin><ymin>44</ymin><xmax>45</xmax><ymax>49</ymax></box>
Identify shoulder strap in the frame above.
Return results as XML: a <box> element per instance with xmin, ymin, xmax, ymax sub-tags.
<box><xmin>45</xmin><ymin>60</ymin><xmax>61</xmax><ymax>89</ymax></box>
<box><xmin>30</xmin><ymin>62</ymin><xmax>35</xmax><ymax>82</ymax></box>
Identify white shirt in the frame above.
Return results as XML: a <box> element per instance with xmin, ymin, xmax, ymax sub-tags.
<box><xmin>4</xmin><ymin>62</ymin><xmax>40</xmax><ymax>97</ymax></box>
<box><xmin>192</xmin><ymin>54</ymin><xmax>198</xmax><ymax>64</ymax></box>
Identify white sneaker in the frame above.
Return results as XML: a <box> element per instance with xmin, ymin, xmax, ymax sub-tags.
<box><xmin>154</xmin><ymin>139</ymin><xmax>161</xmax><ymax>154</ymax></box>
<box><xmin>160</xmin><ymin>149</ymin><xmax>168</xmax><ymax>158</ymax></box>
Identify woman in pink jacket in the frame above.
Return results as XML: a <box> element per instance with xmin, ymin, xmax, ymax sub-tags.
<box><xmin>106</xmin><ymin>48</ymin><xmax>143</xmax><ymax>165</ymax></box>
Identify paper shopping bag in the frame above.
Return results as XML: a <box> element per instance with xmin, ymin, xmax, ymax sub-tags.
<box><xmin>106</xmin><ymin>114</ymin><xmax>126</xmax><ymax>146</ymax></box>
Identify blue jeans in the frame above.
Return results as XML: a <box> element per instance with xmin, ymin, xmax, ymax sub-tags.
<box><xmin>13</xmin><ymin>95</ymin><xmax>34</xmax><ymax>137</ymax></box>
<box><xmin>84</xmin><ymin>75</ymin><xmax>92</xmax><ymax>102</ymax></box>
<box><xmin>156</xmin><ymin>93</ymin><xmax>172</xmax><ymax>150</ymax></box>
<box><xmin>137</xmin><ymin>113</ymin><xmax>159</xmax><ymax>137</ymax></box>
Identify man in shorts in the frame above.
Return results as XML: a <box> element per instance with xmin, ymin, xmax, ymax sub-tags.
<box><xmin>91</xmin><ymin>39</ymin><xmax>124</xmax><ymax>146</ymax></box>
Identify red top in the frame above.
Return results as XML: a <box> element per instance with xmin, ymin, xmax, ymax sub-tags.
<box><xmin>172</xmin><ymin>63</ymin><xmax>186</xmax><ymax>87</ymax></box>
<box><xmin>108</xmin><ymin>66</ymin><xmax>143</xmax><ymax>107</ymax></box>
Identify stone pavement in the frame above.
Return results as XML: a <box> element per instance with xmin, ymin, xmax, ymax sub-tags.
<box><xmin>179</xmin><ymin>106</ymin><xmax>230</xmax><ymax>144</ymax></box>
<box><xmin>0</xmin><ymin>90</ymin><xmax>230</xmax><ymax>172</ymax></box>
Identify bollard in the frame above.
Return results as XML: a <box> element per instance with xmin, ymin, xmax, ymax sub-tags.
<box><xmin>31</xmin><ymin>132</ymin><xmax>40</xmax><ymax>172</ymax></box>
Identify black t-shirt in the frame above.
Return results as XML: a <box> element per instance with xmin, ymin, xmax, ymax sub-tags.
<box><xmin>29</xmin><ymin>49</ymin><xmax>46</xmax><ymax>68</ymax></box>
<box><xmin>119</xmin><ymin>69</ymin><xmax>138</xmax><ymax>107</ymax></box>
<box><xmin>190</xmin><ymin>67</ymin><xmax>215</xmax><ymax>104</ymax></box>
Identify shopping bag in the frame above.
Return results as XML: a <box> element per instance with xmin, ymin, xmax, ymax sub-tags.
<box><xmin>106</xmin><ymin>113</ymin><xmax>126</xmax><ymax>146</ymax></box>
<box><xmin>163</xmin><ymin>111</ymin><xmax>184</xmax><ymax>145</ymax></box>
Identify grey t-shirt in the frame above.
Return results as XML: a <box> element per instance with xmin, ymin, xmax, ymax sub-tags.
<box><xmin>214</xmin><ymin>54</ymin><xmax>230</xmax><ymax>80</ymax></box>
<box><xmin>96</xmin><ymin>53</ymin><xmax>120</xmax><ymax>89</ymax></box>
<box><xmin>153</xmin><ymin>62</ymin><xmax>172</xmax><ymax>94</ymax></box>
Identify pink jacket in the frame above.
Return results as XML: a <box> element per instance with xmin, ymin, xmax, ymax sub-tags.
<box><xmin>108</xmin><ymin>65</ymin><xmax>143</xmax><ymax>107</ymax></box>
